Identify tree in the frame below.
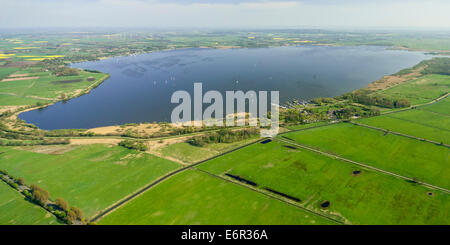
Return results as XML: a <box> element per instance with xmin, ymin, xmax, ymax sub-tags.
<box><xmin>67</xmin><ymin>210</ymin><xmax>77</xmax><ymax>223</ymax></box>
<box><xmin>118</xmin><ymin>140</ymin><xmax>148</xmax><ymax>151</ymax></box>
<box><xmin>16</xmin><ymin>178</ymin><xmax>25</xmax><ymax>186</ymax></box>
<box><xmin>70</xmin><ymin>206</ymin><xmax>84</xmax><ymax>221</ymax></box>
<box><xmin>395</xmin><ymin>99</ymin><xmax>410</xmax><ymax>108</ymax></box>
<box><xmin>55</xmin><ymin>197</ymin><xmax>69</xmax><ymax>211</ymax></box>
<box><xmin>30</xmin><ymin>184</ymin><xmax>50</xmax><ymax>205</ymax></box>
<box><xmin>32</xmin><ymin>189</ymin><xmax>49</xmax><ymax>205</ymax></box>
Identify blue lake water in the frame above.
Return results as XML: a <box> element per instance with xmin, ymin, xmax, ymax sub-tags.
<box><xmin>19</xmin><ymin>46</ymin><xmax>431</xmax><ymax>130</ymax></box>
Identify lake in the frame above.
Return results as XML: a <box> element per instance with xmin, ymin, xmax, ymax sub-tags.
<box><xmin>19</xmin><ymin>45</ymin><xmax>431</xmax><ymax>130</ymax></box>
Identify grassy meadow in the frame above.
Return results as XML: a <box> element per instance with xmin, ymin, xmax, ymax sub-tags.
<box><xmin>197</xmin><ymin>140</ymin><xmax>449</xmax><ymax>224</ymax></box>
<box><xmin>419</xmin><ymin>97</ymin><xmax>450</xmax><ymax>116</ymax></box>
<box><xmin>373</xmin><ymin>74</ymin><xmax>450</xmax><ymax>105</ymax></box>
<box><xmin>281</xmin><ymin>123</ymin><xmax>450</xmax><ymax>189</ymax></box>
<box><xmin>358</xmin><ymin>108</ymin><xmax>450</xmax><ymax>144</ymax></box>
<box><xmin>0</xmin><ymin>69</ymin><xmax>108</xmax><ymax>106</ymax></box>
<box><xmin>0</xmin><ymin>144</ymin><xmax>180</xmax><ymax>218</ymax></box>
<box><xmin>285</xmin><ymin>121</ymin><xmax>332</xmax><ymax>131</ymax></box>
<box><xmin>0</xmin><ymin>181</ymin><xmax>60</xmax><ymax>225</ymax></box>
<box><xmin>99</xmin><ymin>170</ymin><xmax>336</xmax><ymax>225</ymax></box>
<box><xmin>155</xmin><ymin>137</ymin><xmax>259</xmax><ymax>164</ymax></box>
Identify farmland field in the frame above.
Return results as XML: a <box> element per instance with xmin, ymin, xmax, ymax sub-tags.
<box><xmin>285</xmin><ymin>121</ymin><xmax>333</xmax><ymax>131</ymax></box>
<box><xmin>0</xmin><ymin>94</ymin><xmax>46</xmax><ymax>106</ymax></box>
<box><xmin>197</xmin><ymin>140</ymin><xmax>450</xmax><ymax>224</ymax></box>
<box><xmin>0</xmin><ymin>145</ymin><xmax>180</xmax><ymax>218</ymax></box>
<box><xmin>0</xmin><ymin>69</ymin><xmax>108</xmax><ymax>106</ymax></box>
<box><xmin>357</xmin><ymin>108</ymin><xmax>450</xmax><ymax>144</ymax></box>
<box><xmin>155</xmin><ymin>137</ymin><xmax>259</xmax><ymax>164</ymax></box>
<box><xmin>280</xmin><ymin>123</ymin><xmax>450</xmax><ymax>189</ymax></box>
<box><xmin>0</xmin><ymin>181</ymin><xmax>60</xmax><ymax>225</ymax></box>
<box><xmin>373</xmin><ymin>74</ymin><xmax>450</xmax><ymax>105</ymax></box>
<box><xmin>419</xmin><ymin>97</ymin><xmax>450</xmax><ymax>116</ymax></box>
<box><xmin>0</xmin><ymin>67</ymin><xmax>21</xmax><ymax>80</ymax></box>
<box><xmin>98</xmin><ymin>170</ymin><xmax>335</xmax><ymax>225</ymax></box>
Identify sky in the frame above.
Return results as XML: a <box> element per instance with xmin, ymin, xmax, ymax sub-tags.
<box><xmin>1</xmin><ymin>0</ymin><xmax>450</xmax><ymax>29</ymax></box>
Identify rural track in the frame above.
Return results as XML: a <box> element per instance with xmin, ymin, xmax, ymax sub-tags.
<box><xmin>349</xmin><ymin>121</ymin><xmax>450</xmax><ymax>148</ymax></box>
<box><xmin>381</xmin><ymin>93</ymin><xmax>449</xmax><ymax>116</ymax></box>
<box><xmin>194</xmin><ymin>168</ymin><xmax>344</xmax><ymax>225</ymax></box>
<box><xmin>275</xmin><ymin>137</ymin><xmax>450</xmax><ymax>194</ymax></box>
<box><xmin>0</xmin><ymin>123</ymin><xmax>250</xmax><ymax>142</ymax></box>
<box><xmin>89</xmin><ymin>138</ymin><xmax>265</xmax><ymax>223</ymax></box>
<box><xmin>278</xmin><ymin>121</ymin><xmax>341</xmax><ymax>135</ymax></box>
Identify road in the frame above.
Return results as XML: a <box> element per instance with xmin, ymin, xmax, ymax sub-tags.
<box><xmin>381</xmin><ymin>92</ymin><xmax>448</xmax><ymax>116</ymax></box>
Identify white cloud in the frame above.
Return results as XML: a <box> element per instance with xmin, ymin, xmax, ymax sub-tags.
<box><xmin>0</xmin><ymin>0</ymin><xmax>449</xmax><ymax>28</ymax></box>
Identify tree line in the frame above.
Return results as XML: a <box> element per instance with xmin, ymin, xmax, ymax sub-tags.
<box><xmin>345</xmin><ymin>92</ymin><xmax>410</xmax><ymax>108</ymax></box>
<box><xmin>187</xmin><ymin>128</ymin><xmax>260</xmax><ymax>147</ymax></box>
<box><xmin>0</xmin><ymin>170</ymin><xmax>86</xmax><ymax>224</ymax></box>
<box><xmin>118</xmin><ymin>139</ymin><xmax>148</xmax><ymax>151</ymax></box>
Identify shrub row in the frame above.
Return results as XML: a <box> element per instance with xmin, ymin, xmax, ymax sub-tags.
<box><xmin>188</xmin><ymin>128</ymin><xmax>260</xmax><ymax>147</ymax></box>
<box><xmin>118</xmin><ymin>140</ymin><xmax>148</xmax><ymax>151</ymax></box>
<box><xmin>1</xmin><ymin>170</ymin><xmax>85</xmax><ymax>225</ymax></box>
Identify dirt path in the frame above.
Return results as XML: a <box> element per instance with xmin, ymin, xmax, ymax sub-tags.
<box><xmin>0</xmin><ymin>92</ymin><xmax>55</xmax><ymax>101</ymax></box>
<box><xmin>1</xmin><ymin>76</ymin><xmax>39</xmax><ymax>82</ymax></box>
<box><xmin>275</xmin><ymin>138</ymin><xmax>450</xmax><ymax>194</ymax></box>
<box><xmin>70</xmin><ymin>138</ymin><xmax>121</xmax><ymax>145</ymax></box>
<box><xmin>381</xmin><ymin>93</ymin><xmax>449</xmax><ymax>116</ymax></box>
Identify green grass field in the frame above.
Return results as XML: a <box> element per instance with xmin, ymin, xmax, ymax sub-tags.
<box><xmin>0</xmin><ymin>181</ymin><xmax>60</xmax><ymax>225</ymax></box>
<box><xmin>281</xmin><ymin>123</ymin><xmax>450</xmax><ymax>189</ymax></box>
<box><xmin>358</xmin><ymin>109</ymin><xmax>450</xmax><ymax>144</ymax></box>
<box><xmin>0</xmin><ymin>70</ymin><xmax>107</xmax><ymax>106</ymax></box>
<box><xmin>197</xmin><ymin>140</ymin><xmax>449</xmax><ymax>224</ymax></box>
<box><xmin>373</xmin><ymin>74</ymin><xmax>450</xmax><ymax>105</ymax></box>
<box><xmin>0</xmin><ymin>94</ymin><xmax>46</xmax><ymax>106</ymax></box>
<box><xmin>390</xmin><ymin>38</ymin><xmax>450</xmax><ymax>52</ymax></box>
<box><xmin>156</xmin><ymin>137</ymin><xmax>259</xmax><ymax>164</ymax></box>
<box><xmin>0</xmin><ymin>144</ymin><xmax>180</xmax><ymax>218</ymax></box>
<box><xmin>419</xmin><ymin>97</ymin><xmax>450</xmax><ymax>116</ymax></box>
<box><xmin>285</xmin><ymin>121</ymin><xmax>332</xmax><ymax>131</ymax></box>
<box><xmin>0</xmin><ymin>67</ymin><xmax>21</xmax><ymax>80</ymax></box>
<box><xmin>99</xmin><ymin>170</ymin><xmax>335</xmax><ymax>225</ymax></box>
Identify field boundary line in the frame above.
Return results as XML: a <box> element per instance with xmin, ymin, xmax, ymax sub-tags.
<box><xmin>383</xmin><ymin>114</ymin><xmax>450</xmax><ymax>132</ymax></box>
<box><xmin>89</xmin><ymin>138</ymin><xmax>265</xmax><ymax>223</ymax></box>
<box><xmin>0</xmin><ymin>175</ymin><xmax>65</xmax><ymax>224</ymax></box>
<box><xmin>349</xmin><ymin>121</ymin><xmax>449</xmax><ymax>148</ymax></box>
<box><xmin>417</xmin><ymin>108</ymin><xmax>450</xmax><ymax>117</ymax></box>
<box><xmin>194</xmin><ymin>168</ymin><xmax>344</xmax><ymax>225</ymax></box>
<box><xmin>280</xmin><ymin>121</ymin><xmax>341</xmax><ymax>135</ymax></box>
<box><xmin>89</xmin><ymin>166</ymin><xmax>189</xmax><ymax>223</ymax></box>
<box><xmin>274</xmin><ymin>138</ymin><xmax>450</xmax><ymax>194</ymax></box>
